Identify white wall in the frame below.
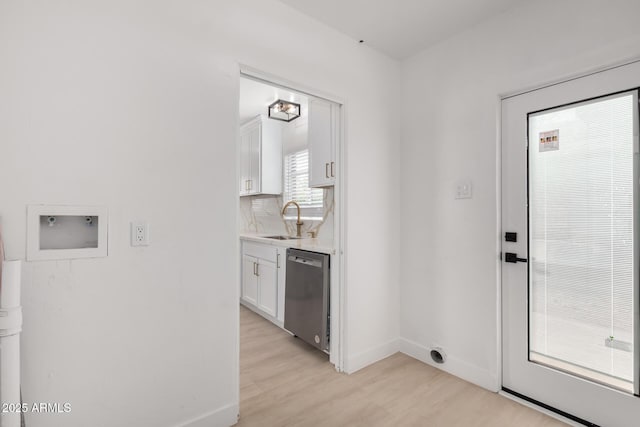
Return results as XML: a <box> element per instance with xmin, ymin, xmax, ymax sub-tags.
<box><xmin>0</xmin><ymin>1</ymin><xmax>400</xmax><ymax>426</ymax></box>
<box><xmin>399</xmin><ymin>0</ymin><xmax>640</xmax><ymax>391</ymax></box>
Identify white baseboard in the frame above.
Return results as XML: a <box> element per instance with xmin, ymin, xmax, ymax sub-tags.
<box><xmin>177</xmin><ymin>403</ymin><xmax>239</xmax><ymax>427</ymax></box>
<box><xmin>344</xmin><ymin>338</ymin><xmax>400</xmax><ymax>374</ymax></box>
<box><xmin>398</xmin><ymin>337</ymin><xmax>499</xmax><ymax>392</ymax></box>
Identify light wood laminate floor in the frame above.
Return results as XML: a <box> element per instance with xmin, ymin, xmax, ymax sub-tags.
<box><xmin>238</xmin><ymin>305</ymin><xmax>566</xmax><ymax>426</ymax></box>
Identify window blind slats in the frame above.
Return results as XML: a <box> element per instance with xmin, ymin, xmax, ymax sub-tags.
<box><xmin>284</xmin><ymin>149</ymin><xmax>323</xmax><ymax>219</ymax></box>
<box><xmin>528</xmin><ymin>93</ymin><xmax>635</xmax><ymax>384</ymax></box>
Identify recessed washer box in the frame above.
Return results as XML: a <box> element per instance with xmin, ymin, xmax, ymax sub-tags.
<box><xmin>27</xmin><ymin>205</ymin><xmax>108</xmax><ymax>261</ymax></box>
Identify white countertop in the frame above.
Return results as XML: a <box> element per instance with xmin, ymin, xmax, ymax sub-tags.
<box><xmin>239</xmin><ymin>233</ymin><xmax>335</xmax><ymax>255</ymax></box>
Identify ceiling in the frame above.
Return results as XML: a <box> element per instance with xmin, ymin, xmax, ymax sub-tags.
<box><xmin>278</xmin><ymin>0</ymin><xmax>528</xmax><ymax>60</ymax></box>
<box><xmin>239</xmin><ymin>77</ymin><xmax>308</xmax><ymax>124</ymax></box>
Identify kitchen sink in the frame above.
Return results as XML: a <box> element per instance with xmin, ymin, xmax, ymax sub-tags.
<box><xmin>263</xmin><ymin>235</ymin><xmax>303</xmax><ymax>240</ymax></box>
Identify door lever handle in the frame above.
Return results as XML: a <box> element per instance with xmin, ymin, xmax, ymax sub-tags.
<box><xmin>504</xmin><ymin>252</ymin><xmax>527</xmax><ymax>263</ymax></box>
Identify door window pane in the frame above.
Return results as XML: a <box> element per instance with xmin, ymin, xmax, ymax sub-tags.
<box><xmin>528</xmin><ymin>92</ymin><xmax>636</xmax><ymax>392</ymax></box>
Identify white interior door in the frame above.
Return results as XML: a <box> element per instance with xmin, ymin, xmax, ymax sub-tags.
<box><xmin>502</xmin><ymin>61</ymin><xmax>640</xmax><ymax>426</ymax></box>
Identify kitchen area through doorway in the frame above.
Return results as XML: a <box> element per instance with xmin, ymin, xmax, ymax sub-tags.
<box><xmin>236</xmin><ymin>72</ymin><xmax>343</xmax><ymax>417</ymax></box>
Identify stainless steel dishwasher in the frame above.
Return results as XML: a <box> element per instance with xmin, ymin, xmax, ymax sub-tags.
<box><xmin>284</xmin><ymin>248</ymin><xmax>330</xmax><ymax>353</ymax></box>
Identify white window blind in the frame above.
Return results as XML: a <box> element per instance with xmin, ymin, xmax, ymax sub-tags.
<box><xmin>528</xmin><ymin>92</ymin><xmax>636</xmax><ymax>387</ymax></box>
<box><xmin>284</xmin><ymin>149</ymin><xmax>324</xmax><ymax>220</ymax></box>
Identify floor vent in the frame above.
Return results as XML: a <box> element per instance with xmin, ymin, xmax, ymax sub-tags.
<box><xmin>430</xmin><ymin>347</ymin><xmax>446</xmax><ymax>364</ymax></box>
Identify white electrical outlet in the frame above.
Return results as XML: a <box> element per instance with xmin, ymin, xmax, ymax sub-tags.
<box><xmin>131</xmin><ymin>221</ymin><xmax>149</xmax><ymax>246</ymax></box>
<box><xmin>455</xmin><ymin>181</ymin><xmax>472</xmax><ymax>199</ymax></box>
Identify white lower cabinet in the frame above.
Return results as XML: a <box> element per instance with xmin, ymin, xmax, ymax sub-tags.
<box><xmin>256</xmin><ymin>259</ymin><xmax>277</xmax><ymax>317</ymax></box>
<box><xmin>241</xmin><ymin>241</ymin><xmax>286</xmax><ymax>324</ymax></box>
<box><xmin>242</xmin><ymin>254</ymin><xmax>258</xmax><ymax>306</ymax></box>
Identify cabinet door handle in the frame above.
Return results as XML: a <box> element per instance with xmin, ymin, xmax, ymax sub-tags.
<box><xmin>255</xmin><ymin>262</ymin><xmax>259</xmax><ymax>277</ymax></box>
<box><xmin>253</xmin><ymin>262</ymin><xmax>256</xmax><ymax>275</ymax></box>
<box><xmin>325</xmin><ymin>163</ymin><xmax>330</xmax><ymax>178</ymax></box>
<box><xmin>330</xmin><ymin>161</ymin><xmax>335</xmax><ymax>178</ymax></box>
<box><xmin>277</xmin><ymin>253</ymin><xmax>280</xmax><ymax>269</ymax></box>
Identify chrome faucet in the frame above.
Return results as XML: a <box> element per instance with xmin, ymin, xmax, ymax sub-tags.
<box><xmin>282</xmin><ymin>201</ymin><xmax>303</xmax><ymax>237</ymax></box>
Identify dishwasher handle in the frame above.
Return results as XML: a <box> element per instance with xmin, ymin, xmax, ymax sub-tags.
<box><xmin>288</xmin><ymin>255</ymin><xmax>322</xmax><ymax>268</ymax></box>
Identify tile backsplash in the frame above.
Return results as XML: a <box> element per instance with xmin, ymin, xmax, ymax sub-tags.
<box><xmin>239</xmin><ymin>187</ymin><xmax>334</xmax><ymax>241</ymax></box>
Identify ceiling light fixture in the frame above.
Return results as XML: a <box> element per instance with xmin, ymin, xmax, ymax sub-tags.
<box><xmin>268</xmin><ymin>99</ymin><xmax>301</xmax><ymax>122</ymax></box>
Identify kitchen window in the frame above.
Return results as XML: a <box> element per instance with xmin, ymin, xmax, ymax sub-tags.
<box><xmin>284</xmin><ymin>149</ymin><xmax>324</xmax><ymax>220</ymax></box>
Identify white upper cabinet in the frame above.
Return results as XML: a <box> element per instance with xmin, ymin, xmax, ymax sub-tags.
<box><xmin>239</xmin><ymin>121</ymin><xmax>255</xmax><ymax>195</ymax></box>
<box><xmin>239</xmin><ymin>115</ymin><xmax>283</xmax><ymax>196</ymax></box>
<box><xmin>308</xmin><ymin>99</ymin><xmax>337</xmax><ymax>188</ymax></box>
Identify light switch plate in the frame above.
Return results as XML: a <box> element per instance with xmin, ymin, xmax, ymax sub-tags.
<box><xmin>131</xmin><ymin>221</ymin><xmax>150</xmax><ymax>246</ymax></box>
<box><xmin>455</xmin><ymin>181</ymin><xmax>472</xmax><ymax>199</ymax></box>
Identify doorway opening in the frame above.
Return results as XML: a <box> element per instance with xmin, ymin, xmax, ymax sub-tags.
<box><xmin>235</xmin><ymin>67</ymin><xmax>345</xmax><ymax>419</ymax></box>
